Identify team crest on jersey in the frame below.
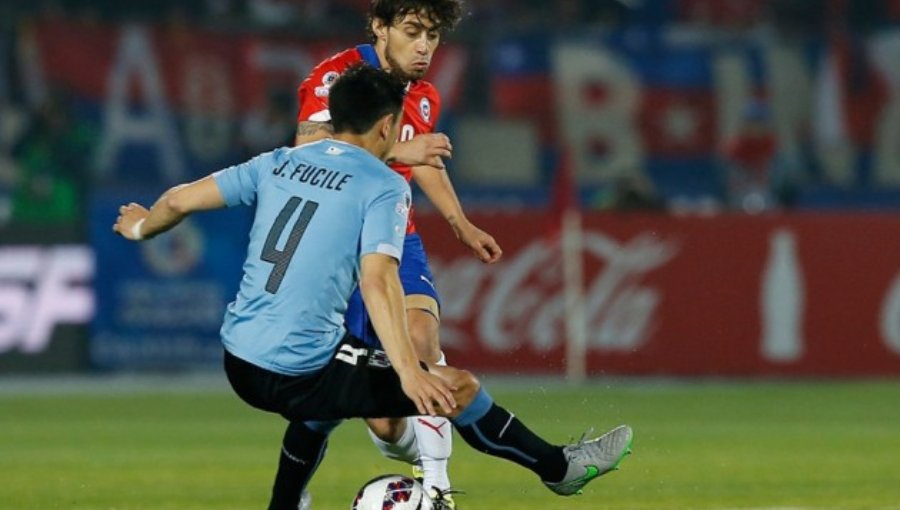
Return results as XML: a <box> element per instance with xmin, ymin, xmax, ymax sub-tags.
<box><xmin>315</xmin><ymin>71</ymin><xmax>341</xmax><ymax>97</ymax></box>
<box><xmin>323</xmin><ymin>71</ymin><xmax>339</xmax><ymax>86</ymax></box>
<box><xmin>419</xmin><ymin>97</ymin><xmax>431</xmax><ymax>123</ymax></box>
<box><xmin>395</xmin><ymin>192</ymin><xmax>411</xmax><ymax>217</ymax></box>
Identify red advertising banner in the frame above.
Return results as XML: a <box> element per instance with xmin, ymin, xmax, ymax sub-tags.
<box><xmin>32</xmin><ymin>19</ymin><xmax>467</xmax><ymax>115</ymax></box>
<box><xmin>417</xmin><ymin>212</ymin><xmax>900</xmax><ymax>376</ymax></box>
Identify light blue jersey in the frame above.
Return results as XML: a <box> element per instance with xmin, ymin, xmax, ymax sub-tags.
<box><xmin>213</xmin><ymin>140</ymin><xmax>411</xmax><ymax>376</ymax></box>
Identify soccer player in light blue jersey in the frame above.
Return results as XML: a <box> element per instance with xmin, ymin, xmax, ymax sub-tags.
<box><xmin>113</xmin><ymin>65</ymin><xmax>633</xmax><ymax>510</ymax></box>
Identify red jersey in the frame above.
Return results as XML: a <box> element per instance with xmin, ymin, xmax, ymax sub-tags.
<box><xmin>296</xmin><ymin>44</ymin><xmax>442</xmax><ymax>235</ymax></box>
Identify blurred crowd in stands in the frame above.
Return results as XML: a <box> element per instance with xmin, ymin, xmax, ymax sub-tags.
<box><xmin>1</xmin><ymin>0</ymin><xmax>897</xmax><ymax>35</ymax></box>
<box><xmin>2</xmin><ymin>0</ymin><xmax>900</xmax><ymax>231</ymax></box>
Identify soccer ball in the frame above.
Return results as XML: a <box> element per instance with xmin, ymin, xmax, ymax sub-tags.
<box><xmin>351</xmin><ymin>474</ymin><xmax>431</xmax><ymax>510</ymax></box>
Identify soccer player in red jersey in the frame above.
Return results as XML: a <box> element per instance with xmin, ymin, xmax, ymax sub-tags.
<box><xmin>289</xmin><ymin>1</ymin><xmax>502</xmax><ymax>508</ymax></box>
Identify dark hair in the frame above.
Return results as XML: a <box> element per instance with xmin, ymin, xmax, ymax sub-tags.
<box><xmin>329</xmin><ymin>64</ymin><xmax>406</xmax><ymax>135</ymax></box>
<box><xmin>367</xmin><ymin>0</ymin><xmax>465</xmax><ymax>41</ymax></box>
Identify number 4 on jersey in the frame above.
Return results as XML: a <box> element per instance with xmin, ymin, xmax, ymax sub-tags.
<box><xmin>261</xmin><ymin>196</ymin><xmax>319</xmax><ymax>294</ymax></box>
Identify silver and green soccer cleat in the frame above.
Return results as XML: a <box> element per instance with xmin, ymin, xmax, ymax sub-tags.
<box><xmin>544</xmin><ymin>424</ymin><xmax>633</xmax><ymax>496</ymax></box>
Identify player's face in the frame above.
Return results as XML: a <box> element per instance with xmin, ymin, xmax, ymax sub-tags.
<box><xmin>378</xmin><ymin>11</ymin><xmax>441</xmax><ymax>82</ymax></box>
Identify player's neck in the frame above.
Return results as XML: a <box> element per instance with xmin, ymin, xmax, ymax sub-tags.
<box><xmin>372</xmin><ymin>44</ymin><xmax>411</xmax><ymax>86</ymax></box>
<box><xmin>333</xmin><ymin>133</ymin><xmax>386</xmax><ymax>161</ymax></box>
<box><xmin>373</xmin><ymin>42</ymin><xmax>390</xmax><ymax>71</ymax></box>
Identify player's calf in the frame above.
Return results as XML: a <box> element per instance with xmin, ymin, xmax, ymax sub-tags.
<box><xmin>447</xmin><ymin>385</ymin><xmax>634</xmax><ymax>496</ymax></box>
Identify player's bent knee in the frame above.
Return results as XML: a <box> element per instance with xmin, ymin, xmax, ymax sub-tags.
<box><xmin>429</xmin><ymin>365</ymin><xmax>480</xmax><ymax>418</ymax></box>
<box><xmin>450</xmin><ymin>368</ymin><xmax>480</xmax><ymax>410</ymax></box>
<box><xmin>366</xmin><ymin>417</ymin><xmax>407</xmax><ymax>443</ymax></box>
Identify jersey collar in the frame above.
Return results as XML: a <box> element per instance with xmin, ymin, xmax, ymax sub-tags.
<box><xmin>356</xmin><ymin>44</ymin><xmax>382</xmax><ymax>69</ymax></box>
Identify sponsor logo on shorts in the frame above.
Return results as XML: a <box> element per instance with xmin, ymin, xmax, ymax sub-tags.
<box><xmin>367</xmin><ymin>350</ymin><xmax>391</xmax><ymax>368</ymax></box>
<box><xmin>335</xmin><ymin>344</ymin><xmax>367</xmax><ymax>366</ymax></box>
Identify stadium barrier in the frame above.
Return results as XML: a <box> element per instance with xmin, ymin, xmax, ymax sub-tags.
<box><xmin>417</xmin><ymin>211</ymin><xmax>900</xmax><ymax>377</ymax></box>
<box><xmin>4</xmin><ymin>212</ymin><xmax>900</xmax><ymax>376</ymax></box>
<box><xmin>0</xmin><ymin>225</ymin><xmax>92</xmax><ymax>373</ymax></box>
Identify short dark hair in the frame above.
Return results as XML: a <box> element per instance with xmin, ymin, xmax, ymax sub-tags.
<box><xmin>329</xmin><ymin>64</ymin><xmax>406</xmax><ymax>135</ymax></box>
<box><xmin>367</xmin><ymin>0</ymin><xmax>465</xmax><ymax>41</ymax></box>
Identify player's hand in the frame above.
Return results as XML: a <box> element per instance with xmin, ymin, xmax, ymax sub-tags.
<box><xmin>454</xmin><ymin>221</ymin><xmax>503</xmax><ymax>264</ymax></box>
<box><xmin>389</xmin><ymin>133</ymin><xmax>452</xmax><ymax>169</ymax></box>
<box><xmin>398</xmin><ymin>367</ymin><xmax>457</xmax><ymax>417</ymax></box>
<box><xmin>112</xmin><ymin>203</ymin><xmax>150</xmax><ymax>241</ymax></box>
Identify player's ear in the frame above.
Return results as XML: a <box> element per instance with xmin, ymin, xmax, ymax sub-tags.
<box><xmin>372</xmin><ymin>18</ymin><xmax>388</xmax><ymax>41</ymax></box>
<box><xmin>379</xmin><ymin>113</ymin><xmax>397</xmax><ymax>140</ymax></box>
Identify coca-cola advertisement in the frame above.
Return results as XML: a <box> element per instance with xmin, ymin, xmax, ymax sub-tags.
<box><xmin>418</xmin><ymin>212</ymin><xmax>900</xmax><ymax>377</ymax></box>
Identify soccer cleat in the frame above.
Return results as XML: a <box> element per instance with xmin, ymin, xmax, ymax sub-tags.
<box><xmin>543</xmin><ymin>424</ymin><xmax>633</xmax><ymax>496</ymax></box>
<box><xmin>412</xmin><ymin>463</ymin><xmax>459</xmax><ymax>509</ymax></box>
<box><xmin>429</xmin><ymin>486</ymin><xmax>462</xmax><ymax>510</ymax></box>
<box><xmin>298</xmin><ymin>489</ymin><xmax>311</xmax><ymax>510</ymax></box>
<box><xmin>411</xmin><ymin>463</ymin><xmax>425</xmax><ymax>483</ymax></box>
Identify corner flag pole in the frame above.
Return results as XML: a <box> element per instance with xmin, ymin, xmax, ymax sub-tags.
<box><xmin>555</xmin><ymin>148</ymin><xmax>587</xmax><ymax>384</ymax></box>
<box><xmin>562</xmin><ymin>206</ymin><xmax>586</xmax><ymax>384</ymax></box>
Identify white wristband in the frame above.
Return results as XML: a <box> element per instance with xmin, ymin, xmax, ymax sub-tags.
<box><xmin>131</xmin><ymin>218</ymin><xmax>146</xmax><ymax>240</ymax></box>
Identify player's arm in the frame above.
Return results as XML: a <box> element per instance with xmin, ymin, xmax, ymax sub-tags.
<box><xmin>411</xmin><ymin>165</ymin><xmax>503</xmax><ymax>263</ymax></box>
<box><xmin>385</xmin><ymin>133</ymin><xmax>453</xmax><ymax>169</ymax></box>
<box><xmin>359</xmin><ymin>252</ymin><xmax>457</xmax><ymax>416</ymax></box>
<box><xmin>294</xmin><ymin>115</ymin><xmax>450</xmax><ymax>168</ymax></box>
<box><xmin>114</xmin><ymin>149</ymin><xmax>267</xmax><ymax>241</ymax></box>
<box><xmin>112</xmin><ymin>176</ymin><xmax>226</xmax><ymax>241</ymax></box>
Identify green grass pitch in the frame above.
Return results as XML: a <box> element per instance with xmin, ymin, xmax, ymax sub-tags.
<box><xmin>2</xmin><ymin>377</ymin><xmax>899</xmax><ymax>509</ymax></box>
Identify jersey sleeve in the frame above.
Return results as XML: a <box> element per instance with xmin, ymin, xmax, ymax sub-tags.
<box><xmin>213</xmin><ymin>148</ymin><xmax>282</xmax><ymax>207</ymax></box>
<box><xmin>360</xmin><ymin>178</ymin><xmax>411</xmax><ymax>261</ymax></box>
<box><xmin>296</xmin><ymin>61</ymin><xmax>343</xmax><ymax>123</ymax></box>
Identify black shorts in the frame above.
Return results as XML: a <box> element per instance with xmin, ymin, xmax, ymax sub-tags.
<box><xmin>223</xmin><ymin>334</ymin><xmax>420</xmax><ymax>422</ymax></box>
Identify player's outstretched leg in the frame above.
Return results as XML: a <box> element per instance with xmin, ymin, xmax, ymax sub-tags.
<box><xmin>438</xmin><ymin>370</ymin><xmax>633</xmax><ymax>496</ymax></box>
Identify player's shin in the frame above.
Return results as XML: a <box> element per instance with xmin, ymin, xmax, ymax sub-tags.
<box><xmin>413</xmin><ymin>352</ymin><xmax>452</xmax><ymax>492</ymax></box>
<box><xmin>451</xmin><ymin>388</ymin><xmax>568</xmax><ymax>483</ymax></box>
<box><xmin>414</xmin><ymin>415</ymin><xmax>452</xmax><ymax>491</ymax></box>
<box><xmin>268</xmin><ymin>421</ymin><xmax>330</xmax><ymax>510</ymax></box>
<box><xmin>367</xmin><ymin>417</ymin><xmax>420</xmax><ymax>464</ymax></box>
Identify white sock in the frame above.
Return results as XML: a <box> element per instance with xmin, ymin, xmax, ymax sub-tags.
<box><xmin>414</xmin><ymin>352</ymin><xmax>452</xmax><ymax>492</ymax></box>
<box><xmin>367</xmin><ymin>418</ymin><xmax>419</xmax><ymax>464</ymax></box>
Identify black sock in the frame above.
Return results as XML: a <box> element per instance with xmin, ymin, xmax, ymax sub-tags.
<box><xmin>454</xmin><ymin>400</ymin><xmax>567</xmax><ymax>482</ymax></box>
<box><xmin>268</xmin><ymin>422</ymin><xmax>328</xmax><ymax>510</ymax></box>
